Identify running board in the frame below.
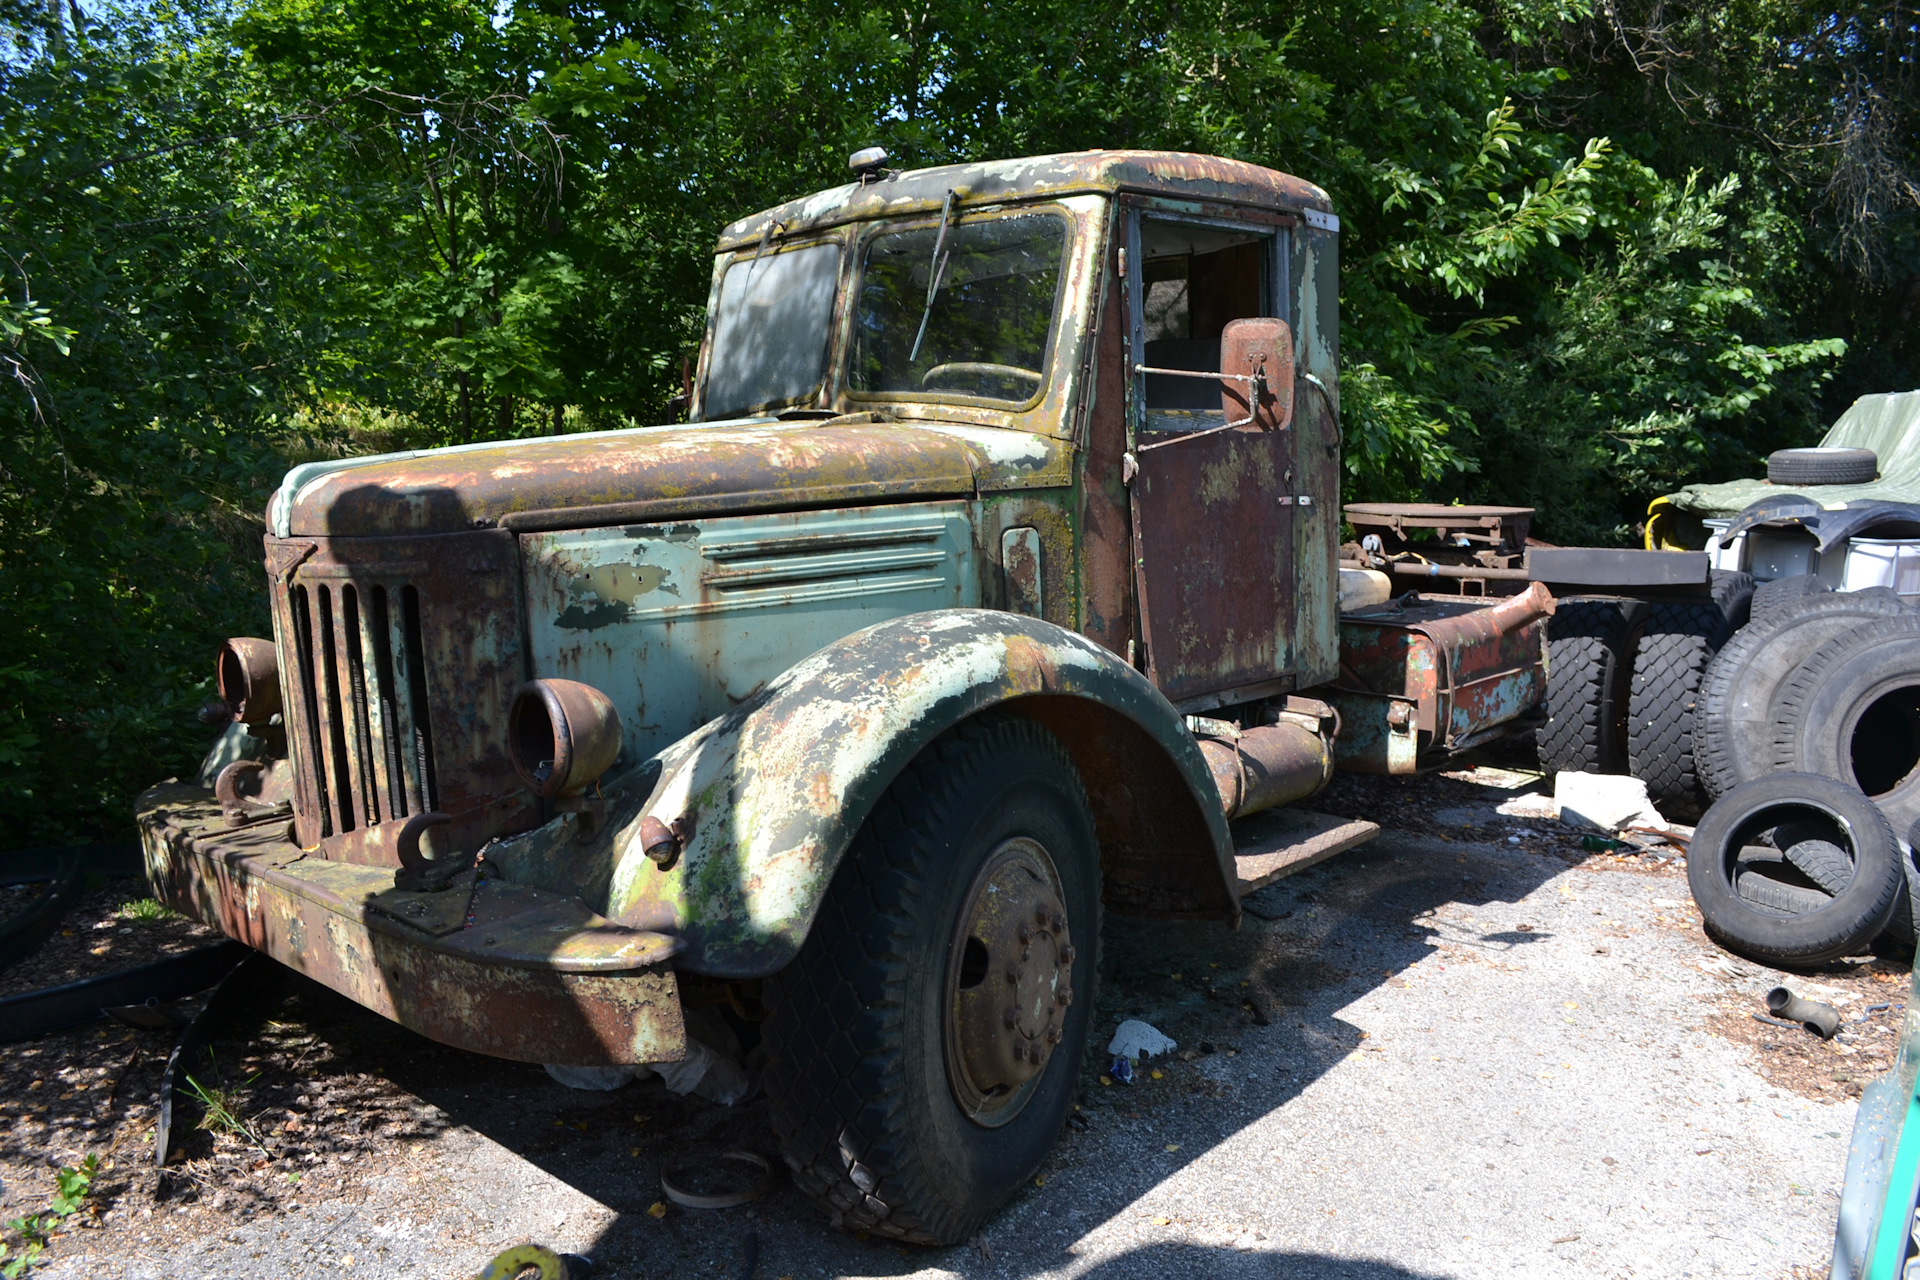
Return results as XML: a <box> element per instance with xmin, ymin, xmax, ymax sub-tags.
<box><xmin>1232</xmin><ymin>809</ymin><xmax>1381</xmax><ymax>897</ymax></box>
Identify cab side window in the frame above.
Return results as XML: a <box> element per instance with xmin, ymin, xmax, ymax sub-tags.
<box><xmin>1138</xmin><ymin>220</ymin><xmax>1271</xmax><ymax>430</ymax></box>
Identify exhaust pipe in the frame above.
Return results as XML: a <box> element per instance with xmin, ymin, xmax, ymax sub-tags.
<box><xmin>1193</xmin><ymin>698</ymin><xmax>1336</xmax><ymax>821</ymax></box>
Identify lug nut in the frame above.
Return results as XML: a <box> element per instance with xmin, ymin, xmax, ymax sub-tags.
<box><xmin>1057</xmin><ymin>988</ymin><xmax>1073</xmax><ymax>1007</ymax></box>
<box><xmin>1019</xmin><ymin>922</ymin><xmax>1033</xmax><ymax>943</ymax></box>
<box><xmin>1003</xmin><ymin>1007</ymin><xmax>1019</xmax><ymax>1029</ymax></box>
<box><xmin>1060</xmin><ymin>945</ymin><xmax>1076</xmax><ymax>964</ymax></box>
<box><xmin>1046</xmin><ymin>1024</ymin><xmax>1062</xmax><ymax>1044</ymax></box>
<box><xmin>1005</xmin><ymin>966</ymin><xmax>1021</xmax><ymax>985</ymax></box>
<box><xmin>1011</xmin><ymin>1043</ymin><xmax>1026</xmax><ymax>1062</ymax></box>
<box><xmin>1036</xmin><ymin>904</ymin><xmax>1051</xmax><ymax>924</ymax></box>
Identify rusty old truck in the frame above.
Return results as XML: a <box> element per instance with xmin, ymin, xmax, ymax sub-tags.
<box><xmin>137</xmin><ymin>149</ymin><xmax>1564</xmax><ymax>1244</ymax></box>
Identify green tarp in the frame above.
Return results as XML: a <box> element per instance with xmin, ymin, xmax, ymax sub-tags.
<box><xmin>1665</xmin><ymin>391</ymin><xmax>1920</xmax><ymax>518</ymax></box>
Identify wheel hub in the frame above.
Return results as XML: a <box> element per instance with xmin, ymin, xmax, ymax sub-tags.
<box><xmin>945</xmin><ymin>837</ymin><xmax>1075</xmax><ymax>1126</ymax></box>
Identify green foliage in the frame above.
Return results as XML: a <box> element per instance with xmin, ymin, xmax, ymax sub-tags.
<box><xmin>115</xmin><ymin>896</ymin><xmax>180</xmax><ymax>922</ymax></box>
<box><xmin>1</xmin><ymin>1154</ymin><xmax>99</xmax><ymax>1277</ymax></box>
<box><xmin>1</xmin><ymin>0</ymin><xmax>1912</xmax><ymax>846</ymax></box>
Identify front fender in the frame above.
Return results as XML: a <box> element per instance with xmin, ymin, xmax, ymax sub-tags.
<box><xmin>597</xmin><ymin>609</ymin><xmax>1237</xmax><ymax>976</ymax></box>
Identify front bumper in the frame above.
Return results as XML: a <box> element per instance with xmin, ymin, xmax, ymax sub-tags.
<box><xmin>136</xmin><ymin>783</ymin><xmax>686</xmax><ymax>1065</ymax></box>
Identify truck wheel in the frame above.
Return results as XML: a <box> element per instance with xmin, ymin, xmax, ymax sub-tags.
<box><xmin>1767</xmin><ymin>446</ymin><xmax>1879</xmax><ymax>486</ymax></box>
<box><xmin>1710</xmin><ymin>569</ymin><xmax>1756</xmax><ymax>632</ymax></box>
<box><xmin>1537</xmin><ymin>599</ymin><xmax>1646</xmax><ymax>775</ymax></box>
<box><xmin>1768</xmin><ymin>615</ymin><xmax>1920</xmax><ymax>846</ymax></box>
<box><xmin>1695</xmin><ymin>593</ymin><xmax>1908</xmax><ymax>799</ymax></box>
<box><xmin>763</xmin><ymin>715</ymin><xmax>1101</xmax><ymax>1245</ymax></box>
<box><xmin>1626</xmin><ymin>602</ymin><xmax>1732</xmax><ymax>815</ymax></box>
<box><xmin>1687</xmin><ymin>773</ymin><xmax>1901</xmax><ymax>966</ymax></box>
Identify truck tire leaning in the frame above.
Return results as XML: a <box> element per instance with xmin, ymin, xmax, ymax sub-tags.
<box><xmin>1627</xmin><ymin>602</ymin><xmax>1733</xmax><ymax>814</ymax></box>
<box><xmin>1710</xmin><ymin>569</ymin><xmax>1756</xmax><ymax>632</ymax></box>
<box><xmin>763</xmin><ymin>715</ymin><xmax>1102</xmax><ymax>1245</ymax></box>
<box><xmin>1695</xmin><ymin>593</ymin><xmax>1909</xmax><ymax>799</ymax></box>
<box><xmin>1538</xmin><ymin>599</ymin><xmax>1647</xmax><ymax>776</ymax></box>
<box><xmin>1768</xmin><ymin>614</ymin><xmax>1920</xmax><ymax>852</ymax></box>
<box><xmin>1687</xmin><ymin>773</ymin><xmax>1902</xmax><ymax>966</ymax></box>
<box><xmin>1748</xmin><ymin>574</ymin><xmax>1831</xmax><ymax>628</ymax></box>
<box><xmin>1767</xmin><ymin>447</ymin><xmax>1879</xmax><ymax>486</ymax></box>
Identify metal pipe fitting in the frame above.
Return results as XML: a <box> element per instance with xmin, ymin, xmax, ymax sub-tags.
<box><xmin>1766</xmin><ymin>986</ymin><xmax>1841</xmax><ymax>1039</ymax></box>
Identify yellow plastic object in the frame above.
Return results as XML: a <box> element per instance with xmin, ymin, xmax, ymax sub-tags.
<box><xmin>475</xmin><ymin>1244</ymin><xmax>570</xmax><ymax>1280</ymax></box>
<box><xmin>1645</xmin><ymin>495</ymin><xmax>1677</xmax><ymax>550</ymax></box>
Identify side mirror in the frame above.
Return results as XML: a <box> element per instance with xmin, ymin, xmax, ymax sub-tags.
<box><xmin>1220</xmin><ymin>317</ymin><xmax>1294</xmax><ymax>431</ymax></box>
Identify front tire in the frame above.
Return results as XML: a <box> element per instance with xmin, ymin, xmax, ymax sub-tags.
<box><xmin>763</xmin><ymin>715</ymin><xmax>1101</xmax><ymax>1244</ymax></box>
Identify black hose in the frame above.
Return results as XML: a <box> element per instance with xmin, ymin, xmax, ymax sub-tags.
<box><xmin>0</xmin><ymin>843</ymin><xmax>146</xmax><ymax>973</ymax></box>
<box><xmin>1766</xmin><ymin>987</ymin><xmax>1842</xmax><ymax>1039</ymax></box>
<box><xmin>0</xmin><ymin>941</ymin><xmax>247</xmax><ymax>1043</ymax></box>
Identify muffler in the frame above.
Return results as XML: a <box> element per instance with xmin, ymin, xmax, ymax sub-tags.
<box><xmin>1192</xmin><ymin>698</ymin><xmax>1337</xmax><ymax>821</ymax></box>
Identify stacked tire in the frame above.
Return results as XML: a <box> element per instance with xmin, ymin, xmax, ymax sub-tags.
<box><xmin>1688</xmin><ymin>586</ymin><xmax>1920</xmax><ymax>962</ymax></box>
<box><xmin>1538</xmin><ymin>571</ymin><xmax>1751</xmax><ymax>816</ymax></box>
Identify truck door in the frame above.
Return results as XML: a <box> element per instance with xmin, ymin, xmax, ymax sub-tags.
<box><xmin>1124</xmin><ymin>209</ymin><xmax>1299</xmax><ymax>706</ymax></box>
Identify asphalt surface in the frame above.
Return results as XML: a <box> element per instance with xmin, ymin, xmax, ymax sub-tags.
<box><xmin>33</xmin><ymin>782</ymin><xmax>1867</xmax><ymax>1279</ymax></box>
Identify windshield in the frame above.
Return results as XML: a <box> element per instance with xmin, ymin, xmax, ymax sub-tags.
<box><xmin>701</xmin><ymin>242</ymin><xmax>842</xmax><ymax>419</ymax></box>
<box><xmin>851</xmin><ymin>213</ymin><xmax>1067</xmax><ymax>405</ymax></box>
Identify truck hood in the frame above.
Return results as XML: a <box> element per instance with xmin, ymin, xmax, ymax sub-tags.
<box><xmin>268</xmin><ymin>418</ymin><xmax>1040</xmax><ymax>538</ymax></box>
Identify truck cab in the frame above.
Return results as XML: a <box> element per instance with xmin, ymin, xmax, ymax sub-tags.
<box><xmin>139</xmin><ymin>151</ymin><xmax>1537</xmax><ymax>1243</ymax></box>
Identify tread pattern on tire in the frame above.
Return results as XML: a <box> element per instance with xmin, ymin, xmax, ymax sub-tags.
<box><xmin>1768</xmin><ymin>447</ymin><xmax>1879</xmax><ymax>486</ymax></box>
<box><xmin>1735</xmin><ymin>866</ymin><xmax>1832</xmax><ymax>916</ymax></box>
<box><xmin>1537</xmin><ymin>599</ymin><xmax>1643</xmax><ymax>775</ymax></box>
<box><xmin>1626</xmin><ymin>602</ymin><xmax>1730</xmax><ymax>811</ymax></box>
<box><xmin>761</xmin><ymin>716</ymin><xmax>1096</xmax><ymax>1245</ymax></box>
<box><xmin>1748</xmin><ymin>575</ymin><xmax>1831</xmax><ymax>629</ymax></box>
<box><xmin>1696</xmin><ymin>593</ymin><xmax>1909</xmax><ymax>798</ymax></box>
<box><xmin>1767</xmin><ymin>613</ymin><xmax>1920</xmax><ymax>774</ymax></box>
<box><xmin>1782</xmin><ymin>840</ymin><xmax>1854</xmax><ymax>895</ymax></box>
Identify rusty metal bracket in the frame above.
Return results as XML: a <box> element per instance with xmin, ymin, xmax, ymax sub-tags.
<box><xmin>394</xmin><ymin>811</ymin><xmax>473</xmax><ymax>892</ymax></box>
<box><xmin>214</xmin><ymin>760</ymin><xmax>292</xmax><ymax>829</ymax></box>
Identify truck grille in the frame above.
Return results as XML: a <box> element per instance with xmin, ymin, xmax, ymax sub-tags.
<box><xmin>286</xmin><ymin>581</ymin><xmax>439</xmax><ymax>836</ymax></box>
<box><xmin>267</xmin><ymin>529</ymin><xmax>530</xmax><ymax>861</ymax></box>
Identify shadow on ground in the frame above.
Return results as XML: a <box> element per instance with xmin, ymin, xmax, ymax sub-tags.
<box><xmin>310</xmin><ymin>794</ymin><xmax>1578</xmax><ymax>1278</ymax></box>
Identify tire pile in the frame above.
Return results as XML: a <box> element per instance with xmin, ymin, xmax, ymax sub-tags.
<box><xmin>1684</xmin><ymin>578</ymin><xmax>1920</xmax><ymax>965</ymax></box>
<box><xmin>1538</xmin><ymin>573</ymin><xmax>1920</xmax><ymax>965</ymax></box>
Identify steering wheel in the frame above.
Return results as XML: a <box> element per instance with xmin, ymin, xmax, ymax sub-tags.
<box><xmin>920</xmin><ymin>362</ymin><xmax>1045</xmax><ymax>392</ymax></box>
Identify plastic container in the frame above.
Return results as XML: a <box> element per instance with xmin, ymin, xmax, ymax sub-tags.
<box><xmin>1842</xmin><ymin>537</ymin><xmax>1920</xmax><ymax>602</ymax></box>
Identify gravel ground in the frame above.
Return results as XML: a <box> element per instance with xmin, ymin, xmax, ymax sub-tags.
<box><xmin>7</xmin><ymin>766</ymin><xmax>1901</xmax><ymax>1279</ymax></box>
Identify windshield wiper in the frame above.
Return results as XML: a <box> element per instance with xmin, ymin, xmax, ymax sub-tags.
<box><xmin>908</xmin><ymin>190</ymin><xmax>956</xmax><ymax>364</ymax></box>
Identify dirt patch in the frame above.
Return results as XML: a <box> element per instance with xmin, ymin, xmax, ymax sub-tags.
<box><xmin>0</xmin><ymin>878</ymin><xmax>219</xmax><ymax>998</ymax></box>
<box><xmin>1702</xmin><ymin>961</ymin><xmax>1909</xmax><ymax>1102</ymax></box>
<box><xmin>1314</xmin><ymin>752</ymin><xmax>1685</xmax><ymax>876</ymax></box>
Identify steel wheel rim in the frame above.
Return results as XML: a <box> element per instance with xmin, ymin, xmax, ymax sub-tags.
<box><xmin>942</xmin><ymin>836</ymin><xmax>1076</xmax><ymax>1128</ymax></box>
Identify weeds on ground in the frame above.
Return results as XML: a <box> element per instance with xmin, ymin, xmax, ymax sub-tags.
<box><xmin>114</xmin><ymin>898</ymin><xmax>178</xmax><ymax>923</ymax></box>
<box><xmin>1</xmin><ymin>1155</ymin><xmax>99</xmax><ymax>1277</ymax></box>
<box><xmin>185</xmin><ymin>1053</ymin><xmax>268</xmax><ymax>1155</ymax></box>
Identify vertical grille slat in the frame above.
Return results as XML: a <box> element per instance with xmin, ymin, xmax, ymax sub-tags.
<box><xmin>400</xmin><ymin>586</ymin><xmax>440</xmax><ymax>814</ymax></box>
<box><xmin>314</xmin><ymin>586</ymin><xmax>358</xmax><ymax>834</ymax></box>
<box><xmin>340</xmin><ymin>586</ymin><xmax>382</xmax><ymax>829</ymax></box>
<box><xmin>367</xmin><ymin>586</ymin><xmax>410</xmax><ymax>822</ymax></box>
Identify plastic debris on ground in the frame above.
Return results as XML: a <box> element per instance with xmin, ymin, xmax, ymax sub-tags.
<box><xmin>1108</xmin><ymin>1019</ymin><xmax>1178</xmax><ymax>1060</ymax></box>
<box><xmin>1554</xmin><ymin>772</ymin><xmax>1663</xmax><ymax>832</ymax></box>
<box><xmin>545</xmin><ymin>1007</ymin><xmax>751</xmax><ymax>1104</ymax></box>
<box><xmin>1109</xmin><ymin>1056</ymin><xmax>1135</xmax><ymax>1085</ymax></box>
